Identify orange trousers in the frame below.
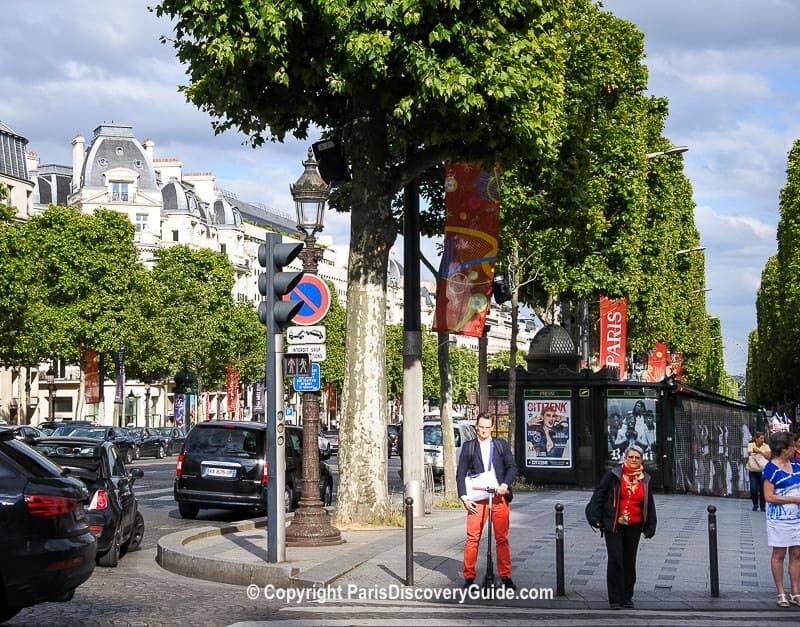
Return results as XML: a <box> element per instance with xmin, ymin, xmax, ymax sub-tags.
<box><xmin>463</xmin><ymin>495</ymin><xmax>511</xmax><ymax>579</ymax></box>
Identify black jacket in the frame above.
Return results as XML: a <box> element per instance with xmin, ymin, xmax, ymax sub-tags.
<box><xmin>585</xmin><ymin>466</ymin><xmax>657</xmax><ymax>537</ymax></box>
<box><xmin>456</xmin><ymin>437</ymin><xmax>517</xmax><ymax>502</ymax></box>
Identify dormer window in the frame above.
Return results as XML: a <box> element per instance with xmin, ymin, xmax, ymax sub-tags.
<box><xmin>112</xmin><ymin>182</ymin><xmax>129</xmax><ymax>202</ymax></box>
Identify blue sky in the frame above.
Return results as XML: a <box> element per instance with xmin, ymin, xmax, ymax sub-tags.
<box><xmin>2</xmin><ymin>1</ymin><xmax>797</xmax><ymax>375</ymax></box>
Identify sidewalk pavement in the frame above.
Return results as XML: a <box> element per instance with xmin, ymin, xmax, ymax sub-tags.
<box><xmin>157</xmin><ymin>489</ymin><xmax>786</xmax><ymax>611</ymax></box>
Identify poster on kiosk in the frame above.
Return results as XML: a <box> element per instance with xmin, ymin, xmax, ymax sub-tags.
<box><xmin>524</xmin><ymin>390</ymin><xmax>572</xmax><ymax>469</ymax></box>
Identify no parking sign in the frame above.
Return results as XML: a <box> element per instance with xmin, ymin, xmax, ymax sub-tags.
<box><xmin>283</xmin><ymin>275</ymin><xmax>331</xmax><ymax>325</ymax></box>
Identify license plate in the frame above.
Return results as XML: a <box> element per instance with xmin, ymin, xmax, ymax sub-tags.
<box><xmin>203</xmin><ymin>467</ymin><xmax>237</xmax><ymax>478</ymax></box>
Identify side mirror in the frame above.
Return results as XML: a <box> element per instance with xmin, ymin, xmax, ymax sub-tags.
<box><xmin>129</xmin><ymin>468</ymin><xmax>145</xmax><ymax>480</ymax></box>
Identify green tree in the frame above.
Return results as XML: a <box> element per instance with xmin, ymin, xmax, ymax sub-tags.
<box><xmin>149</xmin><ymin>245</ymin><xmax>239</xmax><ymax>406</ymax></box>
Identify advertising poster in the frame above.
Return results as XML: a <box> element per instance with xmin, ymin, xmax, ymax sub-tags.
<box><xmin>606</xmin><ymin>390</ymin><xmax>657</xmax><ymax>467</ymax></box>
<box><xmin>84</xmin><ymin>349</ymin><xmax>100</xmax><ymax>404</ymax></box>
<box><xmin>174</xmin><ymin>394</ymin><xmax>185</xmax><ymax>428</ymax></box>
<box><xmin>524</xmin><ymin>390</ymin><xmax>572</xmax><ymax>468</ymax></box>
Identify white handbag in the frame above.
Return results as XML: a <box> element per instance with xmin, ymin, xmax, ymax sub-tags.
<box><xmin>464</xmin><ymin>440</ymin><xmax>499</xmax><ymax>502</ymax></box>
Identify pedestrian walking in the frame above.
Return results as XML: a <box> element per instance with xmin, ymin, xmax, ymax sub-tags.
<box><xmin>585</xmin><ymin>444</ymin><xmax>657</xmax><ymax>609</ymax></box>
<box><xmin>456</xmin><ymin>412</ymin><xmax>517</xmax><ymax>590</ymax></box>
<box><xmin>747</xmin><ymin>432</ymin><xmax>771</xmax><ymax>511</ymax></box>
<box><xmin>762</xmin><ymin>430</ymin><xmax>800</xmax><ymax>608</ymax></box>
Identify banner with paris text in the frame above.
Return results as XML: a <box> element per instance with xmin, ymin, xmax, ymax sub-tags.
<box><xmin>432</xmin><ymin>162</ymin><xmax>501</xmax><ymax>337</ymax></box>
<box><xmin>599</xmin><ymin>296</ymin><xmax>628</xmax><ymax>380</ymax></box>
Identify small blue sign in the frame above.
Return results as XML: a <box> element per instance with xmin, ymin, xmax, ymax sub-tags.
<box><xmin>293</xmin><ymin>362</ymin><xmax>321</xmax><ymax>392</ymax></box>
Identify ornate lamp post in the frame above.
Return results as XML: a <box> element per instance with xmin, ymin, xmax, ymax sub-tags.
<box><xmin>45</xmin><ymin>367</ymin><xmax>55</xmax><ymax>421</ymax></box>
<box><xmin>285</xmin><ymin>148</ymin><xmax>342</xmax><ymax>546</ymax></box>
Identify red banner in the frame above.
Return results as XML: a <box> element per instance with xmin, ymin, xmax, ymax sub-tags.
<box><xmin>644</xmin><ymin>341</ymin><xmax>669</xmax><ymax>382</ymax></box>
<box><xmin>432</xmin><ymin>162</ymin><xmax>501</xmax><ymax>337</ymax></box>
<box><xmin>84</xmin><ymin>349</ymin><xmax>100</xmax><ymax>404</ymax></box>
<box><xmin>226</xmin><ymin>365</ymin><xmax>239</xmax><ymax>420</ymax></box>
<box><xmin>598</xmin><ymin>297</ymin><xmax>627</xmax><ymax>379</ymax></box>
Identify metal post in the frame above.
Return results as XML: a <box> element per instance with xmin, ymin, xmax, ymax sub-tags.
<box><xmin>285</xmin><ymin>233</ymin><xmax>342</xmax><ymax>547</ymax></box>
<box><xmin>144</xmin><ymin>383</ymin><xmax>151</xmax><ymax>429</ymax></box>
<box><xmin>555</xmin><ymin>503</ymin><xmax>565</xmax><ymax>596</ymax></box>
<box><xmin>478</xmin><ymin>325</ymin><xmax>489</xmax><ymax>414</ymax></box>
<box><xmin>403</xmin><ymin>179</ymin><xmax>424</xmax><ymax>517</ymax></box>
<box><xmin>405</xmin><ymin>497</ymin><xmax>414</xmax><ymax>586</ymax></box>
<box><xmin>707</xmin><ymin>505</ymin><xmax>719</xmax><ymax>597</ymax></box>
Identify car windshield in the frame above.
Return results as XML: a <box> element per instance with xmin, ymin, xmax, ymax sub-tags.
<box><xmin>1</xmin><ymin>439</ymin><xmax>68</xmax><ymax>478</ymax></box>
<box><xmin>52</xmin><ymin>425</ymin><xmax>79</xmax><ymax>436</ymax></box>
<box><xmin>423</xmin><ymin>425</ymin><xmax>463</xmax><ymax>447</ymax></box>
<box><xmin>186</xmin><ymin>427</ymin><xmax>264</xmax><ymax>456</ymax></box>
<box><xmin>152</xmin><ymin>428</ymin><xmax>171</xmax><ymax>437</ymax></box>
<box><xmin>65</xmin><ymin>428</ymin><xmax>109</xmax><ymax>439</ymax></box>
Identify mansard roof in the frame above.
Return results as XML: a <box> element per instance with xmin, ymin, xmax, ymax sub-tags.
<box><xmin>81</xmin><ymin>124</ymin><xmax>158</xmax><ymax>191</ymax></box>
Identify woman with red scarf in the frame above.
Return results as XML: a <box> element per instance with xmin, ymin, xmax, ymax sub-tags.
<box><xmin>586</xmin><ymin>444</ymin><xmax>657</xmax><ymax>609</ymax></box>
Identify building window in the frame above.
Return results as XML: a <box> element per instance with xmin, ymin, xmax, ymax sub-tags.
<box><xmin>220</xmin><ymin>243</ymin><xmax>226</xmax><ymax>254</ymax></box>
<box><xmin>112</xmin><ymin>182</ymin><xmax>129</xmax><ymax>202</ymax></box>
<box><xmin>135</xmin><ymin>213</ymin><xmax>148</xmax><ymax>232</ymax></box>
<box><xmin>172</xmin><ymin>230</ymin><xmax>179</xmax><ymax>242</ymax></box>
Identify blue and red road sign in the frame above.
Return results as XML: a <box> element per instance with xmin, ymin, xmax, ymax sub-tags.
<box><xmin>284</xmin><ymin>275</ymin><xmax>331</xmax><ymax>325</ymax></box>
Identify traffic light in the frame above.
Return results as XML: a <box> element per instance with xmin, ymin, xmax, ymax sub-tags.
<box><xmin>258</xmin><ymin>232</ymin><xmax>304</xmax><ymax>336</ymax></box>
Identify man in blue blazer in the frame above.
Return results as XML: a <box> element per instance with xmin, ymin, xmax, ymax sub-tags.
<box><xmin>456</xmin><ymin>412</ymin><xmax>517</xmax><ymax>589</ymax></box>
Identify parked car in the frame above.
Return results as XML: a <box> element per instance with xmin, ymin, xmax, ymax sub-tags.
<box><xmin>8</xmin><ymin>424</ymin><xmax>46</xmax><ymax>445</ymax></box>
<box><xmin>387</xmin><ymin>424</ymin><xmax>400</xmax><ymax>457</ymax></box>
<box><xmin>128</xmin><ymin>427</ymin><xmax>169</xmax><ymax>459</ymax></box>
<box><xmin>0</xmin><ymin>428</ymin><xmax>97</xmax><ymax>623</ymax></box>
<box><xmin>151</xmin><ymin>426</ymin><xmax>186</xmax><ymax>456</ymax></box>
<box><xmin>422</xmin><ymin>420</ymin><xmax>477</xmax><ymax>478</ymax></box>
<box><xmin>32</xmin><ymin>438</ymin><xmax>145</xmax><ymax>567</ymax></box>
<box><xmin>174</xmin><ymin>421</ymin><xmax>333</xmax><ymax>519</ymax></box>
<box><xmin>37</xmin><ymin>419</ymin><xmax>95</xmax><ymax>436</ymax></box>
<box><xmin>322</xmin><ymin>429</ymin><xmax>339</xmax><ymax>454</ymax></box>
<box><xmin>53</xmin><ymin>426</ymin><xmax>139</xmax><ymax>465</ymax></box>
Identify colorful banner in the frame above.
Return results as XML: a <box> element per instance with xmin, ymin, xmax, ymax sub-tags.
<box><xmin>252</xmin><ymin>381</ymin><xmax>265</xmax><ymax>416</ymax></box>
<box><xmin>667</xmin><ymin>352</ymin><xmax>683</xmax><ymax>381</ymax></box>
<box><xmin>174</xmin><ymin>394</ymin><xmax>185</xmax><ymax>427</ymax></box>
<box><xmin>226</xmin><ymin>365</ymin><xmax>239</xmax><ymax>420</ymax></box>
<box><xmin>644</xmin><ymin>341</ymin><xmax>669</xmax><ymax>382</ymax></box>
<box><xmin>432</xmin><ymin>162</ymin><xmax>501</xmax><ymax>337</ymax></box>
<box><xmin>598</xmin><ymin>296</ymin><xmax>628</xmax><ymax>379</ymax></box>
<box><xmin>114</xmin><ymin>345</ymin><xmax>126</xmax><ymax>404</ymax></box>
<box><xmin>84</xmin><ymin>349</ymin><xmax>100</xmax><ymax>404</ymax></box>
<box><xmin>524</xmin><ymin>390</ymin><xmax>572</xmax><ymax>469</ymax></box>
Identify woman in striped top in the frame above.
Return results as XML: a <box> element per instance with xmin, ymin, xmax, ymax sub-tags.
<box><xmin>763</xmin><ymin>431</ymin><xmax>800</xmax><ymax>608</ymax></box>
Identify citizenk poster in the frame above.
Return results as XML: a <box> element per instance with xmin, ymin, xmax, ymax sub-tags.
<box><xmin>432</xmin><ymin>162</ymin><xmax>501</xmax><ymax>337</ymax></box>
<box><xmin>524</xmin><ymin>390</ymin><xmax>572</xmax><ymax>469</ymax></box>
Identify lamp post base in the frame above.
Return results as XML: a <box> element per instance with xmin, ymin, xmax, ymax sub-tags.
<box><xmin>285</xmin><ymin>502</ymin><xmax>343</xmax><ymax>546</ymax></box>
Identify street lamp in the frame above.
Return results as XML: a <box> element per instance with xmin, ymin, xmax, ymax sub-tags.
<box><xmin>646</xmin><ymin>145</ymin><xmax>689</xmax><ymax>159</ymax></box>
<box><xmin>285</xmin><ymin>148</ymin><xmax>341</xmax><ymax>547</ymax></box>
<box><xmin>675</xmin><ymin>246</ymin><xmax>706</xmax><ymax>256</ymax></box>
<box><xmin>45</xmin><ymin>367</ymin><xmax>55</xmax><ymax>421</ymax></box>
<box><xmin>144</xmin><ymin>383</ymin><xmax>151</xmax><ymax>429</ymax></box>
<box><xmin>127</xmin><ymin>389</ymin><xmax>136</xmax><ymax>427</ymax></box>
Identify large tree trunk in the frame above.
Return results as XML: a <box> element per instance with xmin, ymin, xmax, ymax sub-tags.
<box><xmin>438</xmin><ymin>332</ymin><xmax>457</xmax><ymax>500</ymax></box>
<box><xmin>333</xmin><ymin>114</ymin><xmax>397</xmax><ymax>526</ymax></box>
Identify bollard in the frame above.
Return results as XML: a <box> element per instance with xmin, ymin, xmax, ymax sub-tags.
<box><xmin>555</xmin><ymin>503</ymin><xmax>565</xmax><ymax>596</ymax></box>
<box><xmin>707</xmin><ymin>505</ymin><xmax>719</xmax><ymax>597</ymax></box>
<box><xmin>405</xmin><ymin>496</ymin><xmax>414</xmax><ymax>586</ymax></box>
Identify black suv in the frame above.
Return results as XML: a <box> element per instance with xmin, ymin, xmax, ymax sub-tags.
<box><xmin>174</xmin><ymin>422</ymin><xmax>333</xmax><ymax>518</ymax></box>
<box><xmin>0</xmin><ymin>428</ymin><xmax>97</xmax><ymax>623</ymax></box>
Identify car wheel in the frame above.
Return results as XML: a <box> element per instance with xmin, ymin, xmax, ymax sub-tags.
<box><xmin>98</xmin><ymin>530</ymin><xmax>121</xmax><ymax>567</ymax></box>
<box><xmin>124</xmin><ymin>447</ymin><xmax>134</xmax><ymax>465</ymax></box>
<box><xmin>178</xmin><ymin>502</ymin><xmax>199</xmax><ymax>519</ymax></box>
<box><xmin>156</xmin><ymin>444</ymin><xmax>165</xmax><ymax>459</ymax></box>
<box><xmin>122</xmin><ymin>511</ymin><xmax>145</xmax><ymax>554</ymax></box>
<box><xmin>323</xmin><ymin>480</ymin><xmax>333</xmax><ymax>507</ymax></box>
<box><xmin>284</xmin><ymin>486</ymin><xmax>294</xmax><ymax>513</ymax></box>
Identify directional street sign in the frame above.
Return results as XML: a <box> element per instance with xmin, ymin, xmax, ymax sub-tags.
<box><xmin>294</xmin><ymin>362</ymin><xmax>321</xmax><ymax>392</ymax></box>
<box><xmin>286</xmin><ymin>325</ymin><xmax>326</xmax><ymax>344</ymax></box>
<box><xmin>290</xmin><ymin>344</ymin><xmax>327</xmax><ymax>363</ymax></box>
<box><xmin>284</xmin><ymin>275</ymin><xmax>331</xmax><ymax>326</ymax></box>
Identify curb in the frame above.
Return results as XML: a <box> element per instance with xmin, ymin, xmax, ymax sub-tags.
<box><xmin>156</xmin><ymin>519</ymin><xmax>297</xmax><ymax>587</ymax></box>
